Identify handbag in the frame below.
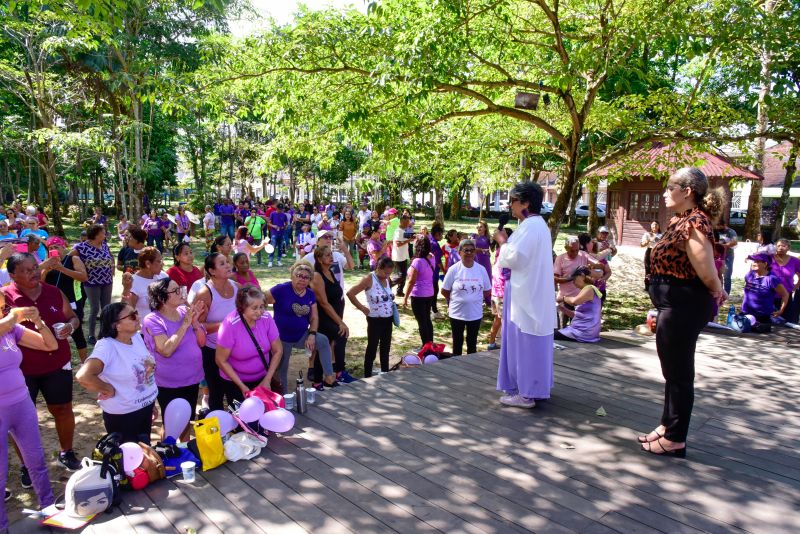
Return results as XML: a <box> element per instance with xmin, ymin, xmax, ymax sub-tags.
<box><xmin>191</xmin><ymin>416</ymin><xmax>226</xmax><ymax>471</ymax></box>
<box><xmin>373</xmin><ymin>273</ymin><xmax>400</xmax><ymax>327</ymax></box>
<box><xmin>240</xmin><ymin>312</ymin><xmax>284</xmax><ymax>395</ymax></box>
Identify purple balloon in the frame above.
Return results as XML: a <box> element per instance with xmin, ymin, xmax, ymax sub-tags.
<box><xmin>238</xmin><ymin>397</ymin><xmax>265</xmax><ymax>423</ymax></box>
<box><xmin>206</xmin><ymin>410</ymin><xmax>237</xmax><ymax>434</ymax></box>
<box><xmin>403</xmin><ymin>355</ymin><xmax>422</xmax><ymax>365</ymax></box>
<box><xmin>164</xmin><ymin>398</ymin><xmax>192</xmax><ymax>439</ymax></box>
<box><xmin>423</xmin><ymin>354</ymin><xmax>439</xmax><ymax>364</ymax></box>
<box><xmin>258</xmin><ymin>408</ymin><xmax>295</xmax><ymax>433</ymax></box>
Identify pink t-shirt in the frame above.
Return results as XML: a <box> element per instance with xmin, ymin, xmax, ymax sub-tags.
<box><xmin>0</xmin><ymin>324</ymin><xmax>29</xmax><ymax>405</ymax></box>
<box><xmin>142</xmin><ymin>307</ymin><xmax>204</xmax><ymax>389</ymax></box>
<box><xmin>216</xmin><ymin>310</ymin><xmax>280</xmax><ymax>382</ymax></box>
<box><xmin>553</xmin><ymin>250</ymin><xmax>591</xmax><ymax>298</ymax></box>
<box><xmin>410</xmin><ymin>256</ymin><xmax>435</xmax><ymax>297</ymax></box>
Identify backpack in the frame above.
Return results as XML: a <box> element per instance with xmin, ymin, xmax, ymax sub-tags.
<box><xmin>138</xmin><ymin>442</ymin><xmax>166</xmax><ymax>483</ymax></box>
<box><xmin>92</xmin><ymin>433</ymin><xmax>128</xmax><ymax>496</ymax></box>
<box><xmin>64</xmin><ymin>458</ymin><xmax>115</xmax><ymax>518</ymax></box>
<box><xmin>729</xmin><ymin>313</ymin><xmax>752</xmax><ymax>333</ymax></box>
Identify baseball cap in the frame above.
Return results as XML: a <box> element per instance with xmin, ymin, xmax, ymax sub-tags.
<box><xmin>598</xmin><ymin>226</ymin><xmax>609</xmax><ymax>233</ymax></box>
<box><xmin>316</xmin><ymin>230</ymin><xmax>333</xmax><ymax>239</ymax></box>
<box><xmin>746</xmin><ymin>253</ymin><xmax>771</xmax><ymax>263</ymax></box>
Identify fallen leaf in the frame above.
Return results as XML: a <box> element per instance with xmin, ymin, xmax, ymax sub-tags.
<box><xmin>559</xmin><ymin>442</ymin><xmax>575</xmax><ymax>449</ymax></box>
<box><xmin>596</xmin><ymin>406</ymin><xmax>607</xmax><ymax>417</ymax></box>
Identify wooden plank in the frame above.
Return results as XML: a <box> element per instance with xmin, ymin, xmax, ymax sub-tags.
<box><xmin>118</xmin><ymin>487</ymin><xmax>178</xmax><ymax>533</ymax></box>
<box><xmin>144</xmin><ymin>478</ymin><xmax>224</xmax><ymax>534</ymax></box>
<box><xmin>82</xmin><ymin>506</ymin><xmax>139</xmax><ymax>534</ymax></box>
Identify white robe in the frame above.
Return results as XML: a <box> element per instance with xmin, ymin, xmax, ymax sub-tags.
<box><xmin>497</xmin><ymin>215</ymin><xmax>557</xmax><ymax>336</ymax></box>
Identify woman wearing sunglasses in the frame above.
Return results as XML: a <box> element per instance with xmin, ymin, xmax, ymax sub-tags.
<box><xmin>142</xmin><ymin>279</ymin><xmax>206</xmax><ymax>441</ymax></box>
<box><xmin>77</xmin><ymin>303</ymin><xmax>159</xmax><ymax>444</ymax></box>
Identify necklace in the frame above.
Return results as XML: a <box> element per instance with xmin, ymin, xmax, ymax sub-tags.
<box><xmin>292</xmin><ymin>284</ymin><xmax>306</xmax><ymax>297</ymax></box>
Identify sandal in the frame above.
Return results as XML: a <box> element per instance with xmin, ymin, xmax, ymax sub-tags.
<box><xmin>637</xmin><ymin>427</ymin><xmax>665</xmax><ymax>443</ymax></box>
<box><xmin>641</xmin><ymin>437</ymin><xmax>686</xmax><ymax>458</ymax></box>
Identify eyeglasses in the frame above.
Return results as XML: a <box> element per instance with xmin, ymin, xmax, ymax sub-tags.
<box><xmin>461</xmin><ymin>248</ymin><xmax>476</xmax><ymax>254</ymax></box>
<box><xmin>293</xmin><ymin>273</ymin><xmax>312</xmax><ymax>280</ymax></box>
<box><xmin>117</xmin><ymin>310</ymin><xmax>139</xmax><ymax>322</ymax></box>
<box><xmin>166</xmin><ymin>286</ymin><xmax>185</xmax><ymax>297</ymax></box>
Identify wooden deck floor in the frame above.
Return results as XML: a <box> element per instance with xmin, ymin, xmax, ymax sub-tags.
<box><xmin>15</xmin><ymin>327</ymin><xmax>800</xmax><ymax>533</ymax></box>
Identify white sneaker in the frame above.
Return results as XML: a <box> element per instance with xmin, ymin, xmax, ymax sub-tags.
<box><xmin>268</xmin><ymin>262</ymin><xmax>273</xmax><ymax>268</ymax></box>
<box><xmin>277</xmin><ymin>260</ymin><xmax>283</xmax><ymax>266</ymax></box>
<box><xmin>500</xmin><ymin>394</ymin><xmax>535</xmax><ymax>408</ymax></box>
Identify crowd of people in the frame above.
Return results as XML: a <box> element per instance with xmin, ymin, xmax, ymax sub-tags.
<box><xmin>1</xmin><ymin>171</ymin><xmax>800</xmax><ymax>528</ymax></box>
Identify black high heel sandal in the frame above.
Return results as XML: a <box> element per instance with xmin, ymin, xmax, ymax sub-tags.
<box><xmin>641</xmin><ymin>438</ymin><xmax>687</xmax><ymax>458</ymax></box>
<box><xmin>637</xmin><ymin>428</ymin><xmax>665</xmax><ymax>443</ymax></box>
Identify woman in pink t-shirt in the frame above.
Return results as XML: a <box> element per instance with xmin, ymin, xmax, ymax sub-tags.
<box><xmin>215</xmin><ymin>286</ymin><xmax>283</xmax><ymax>405</ymax></box>
<box><xmin>232</xmin><ymin>252</ymin><xmax>260</xmax><ymax>288</ymax></box>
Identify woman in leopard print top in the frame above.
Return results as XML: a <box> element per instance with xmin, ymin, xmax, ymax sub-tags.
<box><xmin>639</xmin><ymin>167</ymin><xmax>727</xmax><ymax>458</ymax></box>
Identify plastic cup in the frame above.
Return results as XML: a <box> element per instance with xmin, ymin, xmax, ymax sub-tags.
<box><xmin>306</xmin><ymin>388</ymin><xmax>316</xmax><ymax>404</ymax></box>
<box><xmin>283</xmin><ymin>393</ymin><xmax>296</xmax><ymax>410</ymax></box>
<box><xmin>52</xmin><ymin>322</ymin><xmax>67</xmax><ymax>338</ymax></box>
<box><xmin>181</xmin><ymin>461</ymin><xmax>196</xmax><ymax>483</ymax></box>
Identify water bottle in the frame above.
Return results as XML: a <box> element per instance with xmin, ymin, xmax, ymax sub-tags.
<box><xmin>295</xmin><ymin>371</ymin><xmax>308</xmax><ymax>414</ymax></box>
<box><xmin>726</xmin><ymin>304</ymin><xmax>735</xmax><ymax>326</ymax></box>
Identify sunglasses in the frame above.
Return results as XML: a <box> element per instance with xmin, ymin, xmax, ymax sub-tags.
<box><xmin>117</xmin><ymin>310</ymin><xmax>139</xmax><ymax>322</ymax></box>
<box><xmin>293</xmin><ymin>272</ymin><xmax>312</xmax><ymax>280</ymax></box>
<box><xmin>461</xmin><ymin>248</ymin><xmax>476</xmax><ymax>253</ymax></box>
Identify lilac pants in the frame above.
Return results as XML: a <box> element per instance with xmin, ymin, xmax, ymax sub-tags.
<box><xmin>1</xmin><ymin>398</ymin><xmax>54</xmax><ymax>529</ymax></box>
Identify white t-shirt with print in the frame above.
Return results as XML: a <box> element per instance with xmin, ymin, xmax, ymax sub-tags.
<box><xmin>88</xmin><ymin>334</ymin><xmax>158</xmax><ymax>415</ymax></box>
<box><xmin>442</xmin><ymin>261</ymin><xmax>491</xmax><ymax>321</ymax></box>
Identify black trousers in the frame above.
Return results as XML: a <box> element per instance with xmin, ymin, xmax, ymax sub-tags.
<box><xmin>431</xmin><ymin>276</ymin><xmax>440</xmax><ymax>313</ymax></box>
<box><xmin>364</xmin><ymin>316</ymin><xmax>393</xmax><ymax>377</ymax></box>
<box><xmin>220</xmin><ymin>377</ymin><xmax>264</xmax><ymax>406</ymax></box>
<box><xmin>102</xmin><ymin>402</ymin><xmax>155</xmax><ymax>445</ymax></box>
<box><xmin>202</xmin><ymin>345</ymin><xmax>226</xmax><ymax>412</ymax></box>
<box><xmin>411</xmin><ymin>296</ymin><xmax>434</xmax><ymax>344</ymax></box>
<box><xmin>392</xmin><ymin>260</ymin><xmax>409</xmax><ymax>296</ymax></box>
<box><xmin>648</xmin><ymin>278</ymin><xmax>712</xmax><ymax>442</ymax></box>
<box><xmin>450</xmin><ymin>317</ymin><xmax>481</xmax><ymax>356</ymax></box>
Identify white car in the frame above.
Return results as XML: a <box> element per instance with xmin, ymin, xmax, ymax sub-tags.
<box><xmin>575</xmin><ymin>204</ymin><xmax>606</xmax><ymax>217</ymax></box>
<box><xmin>540</xmin><ymin>202</ymin><xmax>554</xmax><ymax>215</ymax></box>
<box><xmin>729</xmin><ymin>209</ymin><xmax>747</xmax><ymax>226</ymax></box>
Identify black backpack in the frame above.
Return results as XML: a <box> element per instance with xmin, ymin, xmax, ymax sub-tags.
<box><xmin>92</xmin><ymin>433</ymin><xmax>128</xmax><ymax>505</ymax></box>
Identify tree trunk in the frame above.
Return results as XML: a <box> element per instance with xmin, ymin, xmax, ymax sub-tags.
<box><xmin>42</xmin><ymin>144</ymin><xmax>64</xmax><ymax>235</ymax></box>
<box><xmin>449</xmin><ymin>189</ymin><xmax>460</xmax><ymax>221</ymax></box>
<box><xmin>587</xmin><ymin>182</ymin><xmax>599</xmax><ymax>235</ymax></box>
<box><xmin>547</xmin><ymin>152</ymin><xmax>581</xmax><ymax>243</ymax></box>
<box><xmin>745</xmin><ymin>0</ymin><xmax>777</xmax><ymax>240</ymax></box>
<box><xmin>772</xmin><ymin>142</ymin><xmax>798</xmax><ymax>239</ymax></box>
<box><xmin>434</xmin><ymin>186</ymin><xmax>445</xmax><ymax>227</ymax></box>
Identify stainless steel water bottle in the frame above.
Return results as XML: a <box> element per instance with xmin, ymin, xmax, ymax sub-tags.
<box><xmin>295</xmin><ymin>371</ymin><xmax>308</xmax><ymax>414</ymax></box>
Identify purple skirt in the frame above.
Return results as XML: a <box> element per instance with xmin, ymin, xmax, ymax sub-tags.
<box><xmin>496</xmin><ymin>283</ymin><xmax>554</xmax><ymax>399</ymax></box>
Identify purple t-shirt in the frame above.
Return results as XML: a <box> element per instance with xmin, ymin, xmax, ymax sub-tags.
<box><xmin>142</xmin><ymin>307</ymin><xmax>204</xmax><ymax>388</ymax></box>
<box><xmin>410</xmin><ymin>256</ymin><xmax>435</xmax><ymax>297</ymax></box>
<box><xmin>269</xmin><ymin>212</ymin><xmax>288</xmax><ymax>235</ymax></box>
<box><xmin>269</xmin><ymin>282</ymin><xmax>316</xmax><ymax>343</ymax></box>
<box><xmin>367</xmin><ymin>239</ymin><xmax>385</xmax><ymax>270</ymax></box>
<box><xmin>0</xmin><ymin>324</ymin><xmax>29</xmax><ymax>405</ymax></box>
<box><xmin>771</xmin><ymin>256</ymin><xmax>800</xmax><ymax>294</ymax></box>
<box><xmin>742</xmin><ymin>271</ymin><xmax>782</xmax><ymax>317</ymax></box>
<box><xmin>429</xmin><ymin>235</ymin><xmax>443</xmax><ymax>274</ymax></box>
<box><xmin>216</xmin><ymin>310</ymin><xmax>280</xmax><ymax>382</ymax></box>
<box><xmin>219</xmin><ymin>204</ymin><xmax>235</xmax><ymax>225</ymax></box>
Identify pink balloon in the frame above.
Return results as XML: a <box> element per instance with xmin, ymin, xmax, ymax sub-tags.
<box><xmin>423</xmin><ymin>354</ymin><xmax>439</xmax><ymax>364</ymax></box>
<box><xmin>403</xmin><ymin>355</ymin><xmax>422</xmax><ymax>365</ymax></box>
<box><xmin>206</xmin><ymin>410</ymin><xmax>237</xmax><ymax>434</ymax></box>
<box><xmin>120</xmin><ymin>442</ymin><xmax>144</xmax><ymax>476</ymax></box>
<box><xmin>164</xmin><ymin>398</ymin><xmax>192</xmax><ymax>439</ymax></box>
<box><xmin>238</xmin><ymin>397</ymin><xmax>265</xmax><ymax>423</ymax></box>
<box><xmin>259</xmin><ymin>408</ymin><xmax>295</xmax><ymax>433</ymax></box>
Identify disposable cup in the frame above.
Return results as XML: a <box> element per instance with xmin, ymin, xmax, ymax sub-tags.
<box><xmin>181</xmin><ymin>461</ymin><xmax>196</xmax><ymax>483</ymax></box>
<box><xmin>306</xmin><ymin>388</ymin><xmax>316</xmax><ymax>404</ymax></box>
<box><xmin>52</xmin><ymin>323</ymin><xmax>67</xmax><ymax>338</ymax></box>
<box><xmin>283</xmin><ymin>393</ymin><xmax>296</xmax><ymax>410</ymax></box>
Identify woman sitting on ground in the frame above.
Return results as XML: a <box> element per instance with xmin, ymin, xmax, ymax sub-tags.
<box><xmin>215</xmin><ymin>285</ymin><xmax>283</xmax><ymax>404</ymax></box>
<box><xmin>742</xmin><ymin>252</ymin><xmax>789</xmax><ymax>331</ymax></box>
<box><xmin>142</xmin><ymin>279</ymin><xmax>206</xmax><ymax>441</ymax></box>
<box><xmin>77</xmin><ymin>303</ymin><xmax>158</xmax><ymax>444</ymax></box>
<box><xmin>0</xmin><ymin>298</ymin><xmax>57</xmax><ymax>527</ymax></box>
<box><xmin>555</xmin><ymin>266</ymin><xmax>603</xmax><ymax>343</ymax></box>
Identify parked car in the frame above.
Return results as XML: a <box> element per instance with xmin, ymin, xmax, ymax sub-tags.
<box><xmin>729</xmin><ymin>208</ymin><xmax>747</xmax><ymax>226</ymax></box>
<box><xmin>575</xmin><ymin>204</ymin><xmax>606</xmax><ymax>218</ymax></box>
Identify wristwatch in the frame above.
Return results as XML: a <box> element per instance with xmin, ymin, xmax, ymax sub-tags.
<box><xmin>308</xmin><ymin>330</ymin><xmax>317</xmax><ymax>335</ymax></box>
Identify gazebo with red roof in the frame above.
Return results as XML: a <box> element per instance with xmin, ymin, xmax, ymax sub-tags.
<box><xmin>591</xmin><ymin>142</ymin><xmax>763</xmax><ymax>246</ymax></box>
